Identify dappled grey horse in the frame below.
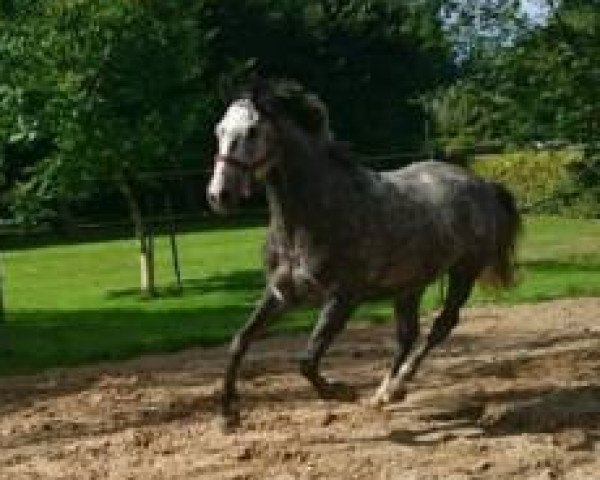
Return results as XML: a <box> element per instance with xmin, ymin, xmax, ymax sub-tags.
<box><xmin>207</xmin><ymin>80</ymin><xmax>520</xmax><ymax>429</ymax></box>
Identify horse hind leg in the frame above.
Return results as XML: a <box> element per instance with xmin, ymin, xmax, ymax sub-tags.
<box><xmin>368</xmin><ymin>287</ymin><xmax>424</xmax><ymax>407</ymax></box>
<box><xmin>372</xmin><ymin>265</ymin><xmax>478</xmax><ymax>406</ymax></box>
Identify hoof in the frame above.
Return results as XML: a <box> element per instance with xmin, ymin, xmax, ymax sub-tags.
<box><xmin>218</xmin><ymin>410</ymin><xmax>241</xmax><ymax>434</ymax></box>
<box><xmin>390</xmin><ymin>383</ymin><xmax>408</xmax><ymax>402</ymax></box>
<box><xmin>363</xmin><ymin>394</ymin><xmax>386</xmax><ymax>409</ymax></box>
<box><xmin>318</xmin><ymin>380</ymin><xmax>357</xmax><ymax>402</ymax></box>
<box><xmin>365</xmin><ymin>383</ymin><xmax>408</xmax><ymax>408</ymax></box>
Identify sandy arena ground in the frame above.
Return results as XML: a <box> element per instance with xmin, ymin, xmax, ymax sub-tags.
<box><xmin>1</xmin><ymin>297</ymin><xmax>599</xmax><ymax>479</ymax></box>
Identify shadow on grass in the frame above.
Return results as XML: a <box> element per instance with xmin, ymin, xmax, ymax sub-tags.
<box><xmin>0</xmin><ymin>304</ymin><xmax>254</xmax><ymax>376</ymax></box>
<box><xmin>520</xmin><ymin>258</ymin><xmax>600</xmax><ymax>273</ymax></box>
<box><xmin>0</xmin><ymin>304</ymin><xmax>318</xmax><ymax>378</ymax></box>
<box><xmin>105</xmin><ymin>269</ymin><xmax>265</xmax><ymax>300</ymax></box>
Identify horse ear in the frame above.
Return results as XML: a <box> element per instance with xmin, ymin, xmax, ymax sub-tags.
<box><xmin>219</xmin><ymin>76</ymin><xmax>250</xmax><ymax>107</ymax></box>
<box><xmin>216</xmin><ymin>77</ymin><xmax>234</xmax><ymax>104</ymax></box>
<box><xmin>247</xmin><ymin>77</ymin><xmax>279</xmax><ymax>116</ymax></box>
<box><xmin>269</xmin><ymin>80</ymin><xmax>333</xmax><ymax>140</ymax></box>
<box><xmin>249</xmin><ymin>76</ymin><xmax>271</xmax><ymax>100</ymax></box>
<box><xmin>217</xmin><ymin>65</ymin><xmax>264</xmax><ymax>106</ymax></box>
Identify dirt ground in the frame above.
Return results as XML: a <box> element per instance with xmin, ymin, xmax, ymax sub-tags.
<box><xmin>1</xmin><ymin>297</ymin><xmax>599</xmax><ymax>480</ymax></box>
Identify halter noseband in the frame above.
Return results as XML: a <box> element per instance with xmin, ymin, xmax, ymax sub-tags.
<box><xmin>213</xmin><ymin>153</ymin><xmax>270</xmax><ymax>173</ymax></box>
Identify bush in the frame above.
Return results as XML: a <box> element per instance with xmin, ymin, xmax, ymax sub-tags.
<box><xmin>471</xmin><ymin>147</ymin><xmax>598</xmax><ymax>217</ymax></box>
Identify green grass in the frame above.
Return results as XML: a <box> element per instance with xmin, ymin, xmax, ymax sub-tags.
<box><xmin>2</xmin><ymin>215</ymin><xmax>600</xmax><ymax>375</ymax></box>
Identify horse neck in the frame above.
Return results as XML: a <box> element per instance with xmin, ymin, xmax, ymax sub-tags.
<box><xmin>264</xmin><ymin>127</ymin><xmax>340</xmax><ymax>237</ymax></box>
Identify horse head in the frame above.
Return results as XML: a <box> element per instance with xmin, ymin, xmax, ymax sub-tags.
<box><xmin>207</xmin><ymin>79</ymin><xmax>332</xmax><ymax>214</ymax></box>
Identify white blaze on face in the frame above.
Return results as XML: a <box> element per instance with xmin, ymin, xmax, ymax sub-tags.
<box><xmin>207</xmin><ymin>99</ymin><xmax>261</xmax><ymax>213</ymax></box>
<box><xmin>207</xmin><ymin>158</ymin><xmax>229</xmax><ymax>204</ymax></box>
<box><xmin>215</xmin><ymin>99</ymin><xmax>260</xmax><ymax>158</ymax></box>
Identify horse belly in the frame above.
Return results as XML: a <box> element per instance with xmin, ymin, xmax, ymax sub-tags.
<box><xmin>376</xmin><ymin>247</ymin><xmax>453</xmax><ymax>291</ymax></box>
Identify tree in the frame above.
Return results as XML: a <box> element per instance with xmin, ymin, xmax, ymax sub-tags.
<box><xmin>1</xmin><ymin>0</ymin><xmax>217</xmax><ymax>295</ymax></box>
<box><xmin>431</xmin><ymin>0</ymin><xmax>599</xmax><ymax>214</ymax></box>
<box><xmin>193</xmin><ymin>0</ymin><xmax>453</xmax><ymax>153</ymax></box>
<box><xmin>432</xmin><ymin>0</ymin><xmax>598</xmax><ymax>143</ymax></box>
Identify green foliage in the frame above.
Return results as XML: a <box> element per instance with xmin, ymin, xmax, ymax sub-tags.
<box><xmin>471</xmin><ymin>147</ymin><xmax>600</xmax><ymax>217</ymax></box>
<box><xmin>0</xmin><ymin>0</ymin><xmax>453</xmax><ymax>225</ymax></box>
<box><xmin>201</xmin><ymin>0</ymin><xmax>452</xmax><ymax>151</ymax></box>
<box><xmin>435</xmin><ymin>0</ymin><xmax>599</xmax><ymax>146</ymax></box>
<box><xmin>1</xmin><ymin>0</ymin><xmax>219</xmax><ymax>224</ymax></box>
<box><xmin>3</xmin><ymin>0</ymin><xmax>596</xmax><ymax>226</ymax></box>
<box><xmin>427</xmin><ymin>80</ymin><xmax>512</xmax><ymax>148</ymax></box>
<box><xmin>563</xmin><ymin>146</ymin><xmax>600</xmax><ymax>217</ymax></box>
<box><xmin>437</xmin><ymin>1</ymin><xmax>600</xmax><ymax>219</ymax></box>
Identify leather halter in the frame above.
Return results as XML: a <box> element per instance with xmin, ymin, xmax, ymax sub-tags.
<box><xmin>213</xmin><ymin>153</ymin><xmax>270</xmax><ymax>173</ymax></box>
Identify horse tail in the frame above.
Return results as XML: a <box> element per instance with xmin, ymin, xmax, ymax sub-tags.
<box><xmin>480</xmin><ymin>182</ymin><xmax>522</xmax><ymax>288</ymax></box>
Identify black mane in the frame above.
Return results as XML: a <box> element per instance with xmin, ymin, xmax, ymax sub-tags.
<box><xmin>241</xmin><ymin>78</ymin><xmax>358</xmax><ymax>167</ymax></box>
<box><xmin>242</xmin><ymin>78</ymin><xmax>332</xmax><ymax>141</ymax></box>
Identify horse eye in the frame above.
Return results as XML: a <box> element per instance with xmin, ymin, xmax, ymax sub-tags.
<box><xmin>247</xmin><ymin>126</ymin><xmax>258</xmax><ymax>140</ymax></box>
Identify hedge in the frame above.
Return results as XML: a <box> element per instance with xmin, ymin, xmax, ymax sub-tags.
<box><xmin>470</xmin><ymin>148</ymin><xmax>598</xmax><ymax>217</ymax></box>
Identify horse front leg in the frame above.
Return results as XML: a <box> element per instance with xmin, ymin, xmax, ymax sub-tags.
<box><xmin>221</xmin><ymin>287</ymin><xmax>286</xmax><ymax>431</ymax></box>
<box><xmin>298</xmin><ymin>293</ymin><xmax>357</xmax><ymax>401</ymax></box>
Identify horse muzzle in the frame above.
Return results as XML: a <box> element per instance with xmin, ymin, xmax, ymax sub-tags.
<box><xmin>207</xmin><ymin>156</ymin><xmax>249</xmax><ymax>215</ymax></box>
